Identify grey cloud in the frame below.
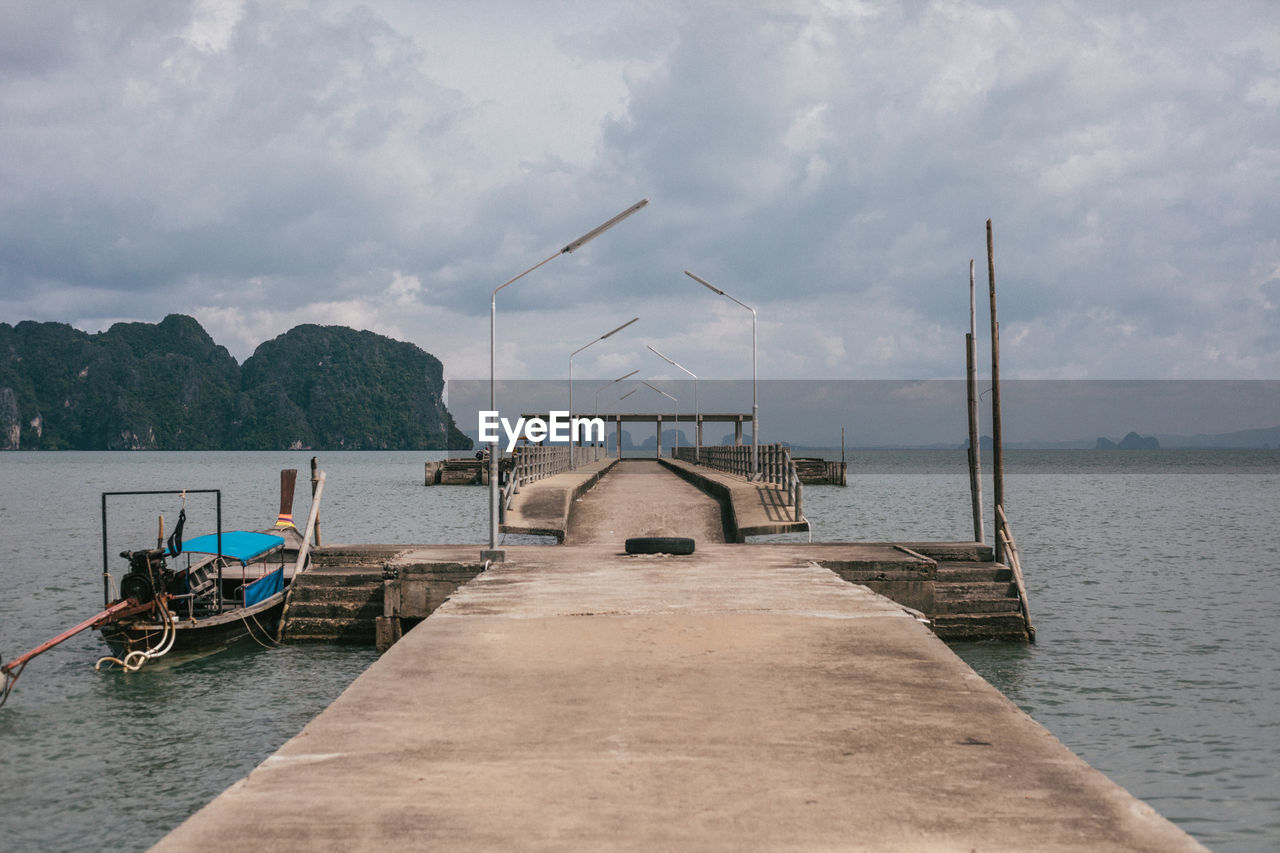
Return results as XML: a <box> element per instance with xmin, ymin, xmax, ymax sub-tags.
<box><xmin>586</xmin><ymin>2</ymin><xmax>1279</xmax><ymax>376</ymax></box>
<box><xmin>2</xmin><ymin>1</ymin><xmax>1278</xmax><ymax>381</ymax></box>
<box><xmin>1</xmin><ymin>2</ymin><xmax>476</xmax><ymax>307</ymax></box>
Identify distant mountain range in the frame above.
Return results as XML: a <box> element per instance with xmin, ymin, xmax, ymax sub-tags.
<box><xmin>458</xmin><ymin>423</ymin><xmax>1280</xmax><ymax>452</ymax></box>
<box><xmin>0</xmin><ymin>315</ymin><xmax>471</xmax><ymax>450</ymax></box>
<box><xmin>908</xmin><ymin>425</ymin><xmax>1280</xmax><ymax>451</ymax></box>
<box><xmin>791</xmin><ymin>426</ymin><xmax>1280</xmax><ymax>452</ymax></box>
<box><xmin>1004</xmin><ymin>425</ymin><xmax>1280</xmax><ymax>450</ymax></box>
<box><xmin>1153</xmin><ymin>424</ymin><xmax>1280</xmax><ymax>449</ymax></box>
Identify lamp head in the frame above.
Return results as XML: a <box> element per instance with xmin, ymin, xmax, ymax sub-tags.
<box><xmin>601</xmin><ymin>317</ymin><xmax>639</xmax><ymax>340</ymax></box>
<box><xmin>562</xmin><ymin>199</ymin><xmax>650</xmax><ymax>254</ymax></box>
<box><xmin>684</xmin><ymin>270</ymin><xmax>724</xmax><ymax>296</ymax></box>
<box><xmin>646</xmin><ymin>344</ymin><xmax>675</xmax><ymax>366</ymax></box>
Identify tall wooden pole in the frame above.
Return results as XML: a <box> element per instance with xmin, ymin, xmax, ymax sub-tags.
<box><xmin>986</xmin><ymin>220</ymin><xmax>1005</xmax><ymax>562</ymax></box>
<box><xmin>966</xmin><ymin>259</ymin><xmax>985</xmax><ymax>545</ymax></box>
<box><xmin>310</xmin><ymin>456</ymin><xmax>323</xmax><ymax>548</ymax></box>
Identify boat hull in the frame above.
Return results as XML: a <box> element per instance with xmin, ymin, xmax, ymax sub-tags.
<box><xmin>97</xmin><ymin>594</ymin><xmax>285</xmax><ymax>658</ymax></box>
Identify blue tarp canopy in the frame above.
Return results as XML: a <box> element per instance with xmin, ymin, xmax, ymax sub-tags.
<box><xmin>244</xmin><ymin>566</ymin><xmax>285</xmax><ymax>606</ymax></box>
<box><xmin>182</xmin><ymin>531</ymin><xmax>285</xmax><ymax>564</ymax></box>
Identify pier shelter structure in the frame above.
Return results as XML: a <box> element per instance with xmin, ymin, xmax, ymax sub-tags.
<box><xmin>520</xmin><ymin>410</ymin><xmax>754</xmax><ymax>458</ymax></box>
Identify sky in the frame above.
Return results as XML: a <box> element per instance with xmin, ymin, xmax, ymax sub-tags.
<box><xmin>3</xmin><ymin>0</ymin><xmax>1279</xmax><ymax>391</ymax></box>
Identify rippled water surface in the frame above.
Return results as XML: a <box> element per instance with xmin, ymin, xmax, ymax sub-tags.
<box><xmin>2</xmin><ymin>450</ymin><xmax>1278</xmax><ymax>850</ymax></box>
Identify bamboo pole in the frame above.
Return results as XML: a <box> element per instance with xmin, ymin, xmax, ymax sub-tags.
<box><xmin>294</xmin><ymin>471</ymin><xmax>326</xmax><ymax>576</ymax></box>
<box><xmin>987</xmin><ymin>220</ymin><xmax>1005</xmax><ymax>562</ymax></box>
<box><xmin>310</xmin><ymin>456</ymin><xmax>322</xmax><ymax>548</ymax></box>
<box><xmin>966</xmin><ymin>258</ymin><xmax>985</xmax><ymax>545</ymax></box>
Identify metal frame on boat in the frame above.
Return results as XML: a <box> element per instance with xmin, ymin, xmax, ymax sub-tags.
<box><xmin>94</xmin><ymin>471</ymin><xmax>324</xmax><ymax>666</ymax></box>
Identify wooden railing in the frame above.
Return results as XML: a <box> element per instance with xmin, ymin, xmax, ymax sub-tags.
<box><xmin>673</xmin><ymin>443</ymin><xmax>804</xmax><ymax>521</ymax></box>
<box><xmin>996</xmin><ymin>505</ymin><xmax>1036</xmax><ymax>642</ymax></box>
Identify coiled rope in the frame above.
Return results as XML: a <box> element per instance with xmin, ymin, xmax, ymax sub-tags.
<box><xmin>94</xmin><ymin>595</ymin><xmax>177</xmax><ymax>672</ymax></box>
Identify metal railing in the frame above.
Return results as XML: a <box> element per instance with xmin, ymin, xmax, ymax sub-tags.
<box><xmin>673</xmin><ymin>442</ymin><xmax>803</xmax><ymax>521</ymax></box>
<box><xmin>995</xmin><ymin>505</ymin><xmax>1035</xmax><ymax>642</ymax></box>
<box><xmin>501</xmin><ymin>444</ymin><xmax>608</xmax><ymax>514</ymax></box>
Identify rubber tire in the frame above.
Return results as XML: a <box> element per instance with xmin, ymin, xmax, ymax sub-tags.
<box><xmin>625</xmin><ymin>536</ymin><xmax>695</xmax><ymax>556</ymax></box>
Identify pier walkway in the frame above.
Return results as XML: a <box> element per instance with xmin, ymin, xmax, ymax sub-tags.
<box><xmin>157</xmin><ymin>457</ymin><xmax>1202</xmax><ymax>849</ymax></box>
<box><xmin>501</xmin><ymin>456</ymin><xmax>808</xmax><ymax>543</ymax></box>
<box><xmin>158</xmin><ymin>542</ymin><xmax>1201</xmax><ymax>851</ymax></box>
<box><xmin>563</xmin><ymin>459</ymin><xmax>728</xmax><ymax>544</ymax></box>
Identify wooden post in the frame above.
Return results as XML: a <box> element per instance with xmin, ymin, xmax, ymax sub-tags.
<box><xmin>310</xmin><ymin>456</ymin><xmax>323</xmax><ymax>548</ymax></box>
<box><xmin>841</xmin><ymin>427</ymin><xmax>847</xmax><ymax>486</ymax></box>
<box><xmin>966</xmin><ymin>258</ymin><xmax>985</xmax><ymax>545</ymax></box>
<box><xmin>986</xmin><ymin>221</ymin><xmax>1004</xmax><ymax>562</ymax></box>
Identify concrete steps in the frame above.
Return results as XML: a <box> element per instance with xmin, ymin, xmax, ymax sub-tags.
<box><xmin>278</xmin><ymin>546</ymin><xmax>489</xmax><ymax>648</ymax></box>
<box><xmin>930</xmin><ymin>612</ymin><xmax>1032</xmax><ymax>640</ymax></box>
<box><xmin>930</xmin><ymin>559</ymin><xmax>1030</xmax><ymax>641</ymax></box>
<box><xmin>280</xmin><ymin>569</ymin><xmax>383</xmax><ymax>644</ymax></box>
<box><xmin>935</xmin><ymin>561</ymin><xmax>1012</xmax><ymax>583</ymax></box>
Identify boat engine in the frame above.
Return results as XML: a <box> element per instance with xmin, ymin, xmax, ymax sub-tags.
<box><xmin>118</xmin><ymin>548</ymin><xmax>176</xmax><ymax>603</ymax></box>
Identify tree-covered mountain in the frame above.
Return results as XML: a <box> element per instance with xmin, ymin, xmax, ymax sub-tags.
<box><xmin>0</xmin><ymin>315</ymin><xmax>471</xmax><ymax>450</ymax></box>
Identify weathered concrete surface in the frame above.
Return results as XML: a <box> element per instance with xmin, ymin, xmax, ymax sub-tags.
<box><xmin>659</xmin><ymin>457</ymin><xmax>809</xmax><ymax>539</ymax></box>
<box><xmin>501</xmin><ymin>456</ymin><xmax>617</xmax><ymax>541</ymax></box>
<box><xmin>565</xmin><ymin>459</ymin><xmax>728</xmax><ymax>545</ymax></box>
<box><xmin>155</xmin><ymin>545</ymin><xmax>1203</xmax><ymax>852</ymax></box>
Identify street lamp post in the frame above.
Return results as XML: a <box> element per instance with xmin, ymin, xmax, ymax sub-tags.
<box><xmin>641</xmin><ymin>380</ymin><xmax>678</xmax><ymax>458</ymax></box>
<box><xmin>685</xmin><ymin>270</ymin><xmax>757</xmax><ymax>478</ymax></box>
<box><xmin>596</xmin><ymin>369</ymin><xmax>639</xmax><ymax>458</ymax></box>
<box><xmin>570</xmin><ymin>317</ymin><xmax>638</xmax><ymax>469</ymax></box>
<box><xmin>484</xmin><ymin>199</ymin><xmax>649</xmax><ymax>562</ymax></box>
<box><xmin>618</xmin><ymin>387</ymin><xmax>639</xmax><ymax>457</ymax></box>
<box><xmin>647</xmin><ymin>345</ymin><xmax>699</xmax><ymax>461</ymax></box>
<box><xmin>595</xmin><ymin>369</ymin><xmax>640</xmax><ymax>415</ymax></box>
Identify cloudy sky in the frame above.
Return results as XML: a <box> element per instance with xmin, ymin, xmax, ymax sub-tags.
<box><xmin>3</xmin><ymin>0</ymin><xmax>1278</xmax><ymax>388</ymax></box>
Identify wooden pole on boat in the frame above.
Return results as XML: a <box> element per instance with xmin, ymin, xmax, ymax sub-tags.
<box><xmin>277</xmin><ymin>469</ymin><xmax>298</xmax><ymax>528</ymax></box>
<box><xmin>310</xmin><ymin>457</ymin><xmax>322</xmax><ymax>547</ymax></box>
<box><xmin>2</xmin><ymin>597</ymin><xmax>149</xmax><ymax>703</ymax></box>
<box><xmin>987</xmin><ymin>219</ymin><xmax>1005</xmax><ymax>562</ymax></box>
<box><xmin>966</xmin><ymin>259</ymin><xmax>985</xmax><ymax>545</ymax></box>
<box><xmin>294</xmin><ymin>471</ymin><xmax>326</xmax><ymax>576</ymax></box>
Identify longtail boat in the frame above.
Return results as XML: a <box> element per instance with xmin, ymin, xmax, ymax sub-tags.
<box><xmin>1</xmin><ymin>468</ymin><xmax>324</xmax><ymax>704</ymax></box>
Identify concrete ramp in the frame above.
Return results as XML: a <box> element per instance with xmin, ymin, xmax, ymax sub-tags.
<box><xmin>155</xmin><ymin>545</ymin><xmax>1202</xmax><ymax>851</ymax></box>
<box><xmin>504</xmin><ymin>457</ymin><xmax>807</xmax><ymax>544</ymax></box>
<box><xmin>565</xmin><ymin>459</ymin><xmax>728</xmax><ymax>545</ymax></box>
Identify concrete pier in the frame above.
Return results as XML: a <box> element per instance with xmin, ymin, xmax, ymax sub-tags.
<box><xmin>157</xmin><ymin>543</ymin><xmax>1202</xmax><ymax>851</ymax></box>
<box><xmin>156</xmin><ymin>455</ymin><xmax>1199</xmax><ymax>849</ymax></box>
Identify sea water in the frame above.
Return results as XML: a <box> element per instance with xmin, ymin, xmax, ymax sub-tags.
<box><xmin>1</xmin><ymin>450</ymin><xmax>1277</xmax><ymax>851</ymax></box>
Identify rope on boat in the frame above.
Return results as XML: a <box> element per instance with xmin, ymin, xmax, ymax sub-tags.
<box><xmin>238</xmin><ymin>605</ymin><xmax>283</xmax><ymax>649</ymax></box>
<box><xmin>94</xmin><ymin>595</ymin><xmax>178</xmax><ymax>672</ymax></box>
